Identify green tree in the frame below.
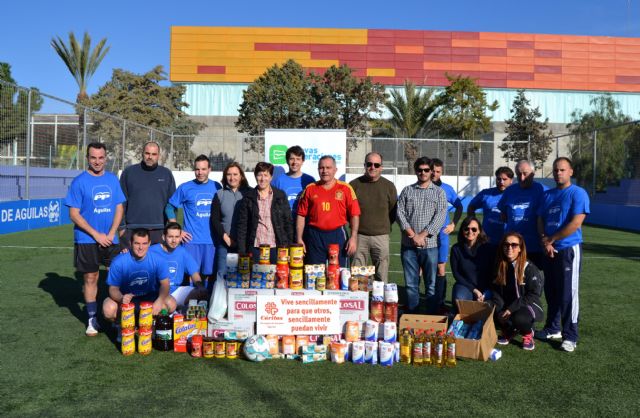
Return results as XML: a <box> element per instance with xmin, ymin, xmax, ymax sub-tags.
<box><xmin>376</xmin><ymin>80</ymin><xmax>440</xmax><ymax>171</ymax></box>
<box><xmin>567</xmin><ymin>94</ymin><xmax>632</xmax><ymax>192</ymax></box>
<box><xmin>500</xmin><ymin>89</ymin><xmax>553</xmax><ymax>170</ymax></box>
<box><xmin>83</xmin><ymin>65</ymin><xmax>203</xmax><ymax>169</ymax></box>
<box><xmin>236</xmin><ymin>59</ymin><xmax>386</xmax><ymax>154</ymax></box>
<box><xmin>51</xmin><ymin>32</ymin><xmax>110</xmax><ymax>103</ymax></box>
<box><xmin>435</xmin><ymin>74</ymin><xmax>498</xmax><ymax>174</ymax></box>
<box><xmin>0</xmin><ymin>62</ymin><xmax>43</xmax><ymax>153</ymax></box>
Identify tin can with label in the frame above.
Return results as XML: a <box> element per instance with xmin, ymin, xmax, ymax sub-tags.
<box><xmin>138</xmin><ymin>301</ymin><xmax>153</xmax><ymax>330</ymax></box>
<box><xmin>214</xmin><ymin>340</ymin><xmax>226</xmax><ymax>358</ymax></box>
<box><xmin>289</xmin><ymin>268</ymin><xmax>303</xmax><ymax>290</ymax></box>
<box><xmin>328</xmin><ymin>243</ymin><xmax>340</xmax><ymax>265</ymax></box>
<box><xmin>276</xmin><ymin>263</ymin><xmax>289</xmax><ymax>289</ymax></box>
<box><xmin>121</xmin><ymin>328</ymin><xmax>135</xmax><ymax>356</ymax></box>
<box><xmin>326</xmin><ymin>264</ymin><xmax>340</xmax><ymax>290</ymax></box>
<box><xmin>120</xmin><ymin>303</ymin><xmax>135</xmax><ymax>330</ymax></box>
<box><xmin>277</xmin><ymin>247</ymin><xmax>289</xmax><ymax>264</ymax></box>
<box><xmin>226</xmin><ymin>341</ymin><xmax>239</xmax><ymax>359</ymax></box>
<box><xmin>190</xmin><ymin>335</ymin><xmax>203</xmax><ymax>358</ymax></box>
<box><xmin>238</xmin><ymin>254</ymin><xmax>251</xmax><ymax>273</ymax></box>
<box><xmin>138</xmin><ymin>328</ymin><xmax>152</xmax><ymax>355</ymax></box>
<box><xmin>289</xmin><ymin>244</ymin><xmax>304</xmax><ymax>268</ymax></box>
<box><xmin>202</xmin><ymin>337</ymin><xmax>215</xmax><ymax>358</ymax></box>
<box><xmin>259</xmin><ymin>244</ymin><xmax>271</xmax><ymax>264</ymax></box>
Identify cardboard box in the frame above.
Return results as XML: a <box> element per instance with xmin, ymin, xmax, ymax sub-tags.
<box><xmin>275</xmin><ymin>289</ymin><xmax>321</xmax><ymax>296</ymax></box>
<box><xmin>173</xmin><ymin>314</ymin><xmax>197</xmax><ymax>353</ymax></box>
<box><xmin>227</xmin><ymin>288</ymin><xmax>275</xmax><ymax>322</ymax></box>
<box><xmin>398</xmin><ymin>314</ymin><xmax>448</xmax><ymax>334</ymax></box>
<box><xmin>453</xmin><ymin>300</ymin><xmax>497</xmax><ymax>362</ymax></box>
<box><xmin>323</xmin><ymin>290</ymin><xmax>369</xmax><ymax>334</ymax></box>
<box><xmin>207</xmin><ymin>318</ymin><xmax>255</xmax><ymax>339</ymax></box>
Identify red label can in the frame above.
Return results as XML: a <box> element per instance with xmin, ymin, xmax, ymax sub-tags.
<box><xmin>277</xmin><ymin>247</ymin><xmax>289</xmax><ymax>264</ymax></box>
<box><xmin>276</xmin><ymin>263</ymin><xmax>289</xmax><ymax>289</ymax></box>
<box><xmin>190</xmin><ymin>335</ymin><xmax>203</xmax><ymax>358</ymax></box>
<box><xmin>326</xmin><ymin>264</ymin><xmax>340</xmax><ymax>290</ymax></box>
<box><xmin>328</xmin><ymin>243</ymin><xmax>340</xmax><ymax>266</ymax></box>
<box><xmin>138</xmin><ymin>301</ymin><xmax>153</xmax><ymax>329</ymax></box>
<box><xmin>120</xmin><ymin>303</ymin><xmax>136</xmax><ymax>330</ymax></box>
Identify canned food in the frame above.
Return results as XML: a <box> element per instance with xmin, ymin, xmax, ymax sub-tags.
<box><xmin>226</xmin><ymin>341</ymin><xmax>239</xmax><ymax>359</ymax></box>
<box><xmin>138</xmin><ymin>328</ymin><xmax>152</xmax><ymax>355</ymax></box>
<box><xmin>277</xmin><ymin>247</ymin><xmax>289</xmax><ymax>264</ymax></box>
<box><xmin>120</xmin><ymin>303</ymin><xmax>135</xmax><ymax>330</ymax></box>
<box><xmin>289</xmin><ymin>268</ymin><xmax>303</xmax><ymax>290</ymax></box>
<box><xmin>138</xmin><ymin>301</ymin><xmax>153</xmax><ymax>329</ymax></box>
<box><xmin>328</xmin><ymin>243</ymin><xmax>340</xmax><ymax>265</ymax></box>
<box><xmin>349</xmin><ymin>275</ymin><xmax>359</xmax><ymax>291</ymax></box>
<box><xmin>289</xmin><ymin>244</ymin><xmax>304</xmax><ymax>268</ymax></box>
<box><xmin>214</xmin><ymin>340</ymin><xmax>226</xmax><ymax>358</ymax></box>
<box><xmin>276</xmin><ymin>263</ymin><xmax>289</xmax><ymax>289</ymax></box>
<box><xmin>191</xmin><ymin>335</ymin><xmax>203</xmax><ymax>358</ymax></box>
<box><xmin>238</xmin><ymin>254</ymin><xmax>251</xmax><ymax>273</ymax></box>
<box><xmin>203</xmin><ymin>338</ymin><xmax>215</xmax><ymax>358</ymax></box>
<box><xmin>326</xmin><ymin>264</ymin><xmax>340</xmax><ymax>290</ymax></box>
<box><xmin>121</xmin><ymin>328</ymin><xmax>135</xmax><ymax>356</ymax></box>
<box><xmin>259</xmin><ymin>244</ymin><xmax>271</xmax><ymax>264</ymax></box>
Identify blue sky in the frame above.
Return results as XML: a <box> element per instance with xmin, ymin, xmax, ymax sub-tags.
<box><xmin>1</xmin><ymin>0</ymin><xmax>639</xmax><ymax>112</ymax></box>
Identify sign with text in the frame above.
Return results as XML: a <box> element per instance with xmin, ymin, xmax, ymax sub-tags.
<box><xmin>0</xmin><ymin>198</ymin><xmax>71</xmax><ymax>234</ymax></box>
<box><xmin>256</xmin><ymin>295</ymin><xmax>341</xmax><ymax>335</ymax></box>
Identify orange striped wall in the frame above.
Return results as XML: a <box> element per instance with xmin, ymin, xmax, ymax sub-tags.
<box><xmin>170</xmin><ymin>26</ymin><xmax>640</xmax><ymax>93</ymax></box>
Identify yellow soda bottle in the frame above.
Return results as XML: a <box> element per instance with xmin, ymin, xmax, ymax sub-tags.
<box><xmin>446</xmin><ymin>332</ymin><xmax>457</xmax><ymax>367</ymax></box>
<box><xmin>422</xmin><ymin>329</ymin><xmax>433</xmax><ymax>366</ymax></box>
<box><xmin>434</xmin><ymin>331</ymin><xmax>444</xmax><ymax>368</ymax></box>
<box><xmin>412</xmin><ymin>330</ymin><xmax>423</xmax><ymax>366</ymax></box>
<box><xmin>400</xmin><ymin>328</ymin><xmax>413</xmax><ymax>364</ymax></box>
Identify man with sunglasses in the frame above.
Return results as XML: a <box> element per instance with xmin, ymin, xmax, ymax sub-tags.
<box><xmin>397</xmin><ymin>157</ymin><xmax>448</xmax><ymax>314</ymax></box>
<box><xmin>350</xmin><ymin>152</ymin><xmax>398</xmax><ymax>282</ymax></box>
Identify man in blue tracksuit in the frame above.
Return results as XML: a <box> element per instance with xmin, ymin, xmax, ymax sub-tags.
<box><xmin>537</xmin><ymin>157</ymin><xmax>590</xmax><ymax>353</ymax></box>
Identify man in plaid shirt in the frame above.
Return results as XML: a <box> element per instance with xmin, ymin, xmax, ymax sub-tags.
<box><xmin>397</xmin><ymin>157</ymin><xmax>448</xmax><ymax>314</ymax></box>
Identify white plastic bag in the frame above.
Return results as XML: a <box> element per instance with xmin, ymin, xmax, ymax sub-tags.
<box><xmin>208</xmin><ymin>273</ymin><xmax>227</xmax><ymax>322</ymax></box>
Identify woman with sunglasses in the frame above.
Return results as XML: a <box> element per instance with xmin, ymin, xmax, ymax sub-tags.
<box><xmin>489</xmin><ymin>232</ymin><xmax>544</xmax><ymax>351</ymax></box>
<box><xmin>450</xmin><ymin>216</ymin><xmax>493</xmax><ymax>311</ymax></box>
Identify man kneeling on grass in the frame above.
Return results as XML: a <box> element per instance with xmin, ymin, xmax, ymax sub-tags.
<box><xmin>103</xmin><ymin>229</ymin><xmax>176</xmax><ymax>324</ymax></box>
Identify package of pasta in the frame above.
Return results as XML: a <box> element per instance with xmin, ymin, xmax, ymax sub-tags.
<box><xmin>304</xmin><ymin>264</ymin><xmax>325</xmax><ymax>290</ymax></box>
<box><xmin>350</xmin><ymin>266</ymin><xmax>375</xmax><ymax>292</ymax></box>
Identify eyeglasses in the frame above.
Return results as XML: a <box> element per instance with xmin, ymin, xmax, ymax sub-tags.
<box><xmin>416</xmin><ymin>168</ymin><xmax>431</xmax><ymax>173</ymax></box>
<box><xmin>463</xmin><ymin>227</ymin><xmax>478</xmax><ymax>232</ymax></box>
<box><xmin>503</xmin><ymin>242</ymin><xmax>520</xmax><ymax>249</ymax></box>
<box><xmin>365</xmin><ymin>162</ymin><xmax>381</xmax><ymax>168</ymax></box>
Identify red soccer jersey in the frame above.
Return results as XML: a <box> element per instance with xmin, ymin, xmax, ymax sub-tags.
<box><xmin>297</xmin><ymin>181</ymin><xmax>361</xmax><ymax>231</ymax></box>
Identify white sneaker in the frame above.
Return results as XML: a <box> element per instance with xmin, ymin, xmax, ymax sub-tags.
<box><xmin>561</xmin><ymin>340</ymin><xmax>577</xmax><ymax>352</ymax></box>
<box><xmin>85</xmin><ymin>317</ymin><xmax>99</xmax><ymax>337</ymax></box>
<box><xmin>535</xmin><ymin>330</ymin><xmax>562</xmax><ymax>340</ymax></box>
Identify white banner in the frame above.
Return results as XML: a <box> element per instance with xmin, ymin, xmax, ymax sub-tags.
<box><xmin>264</xmin><ymin>129</ymin><xmax>347</xmax><ymax>180</ymax></box>
<box><xmin>256</xmin><ymin>295</ymin><xmax>341</xmax><ymax>335</ymax></box>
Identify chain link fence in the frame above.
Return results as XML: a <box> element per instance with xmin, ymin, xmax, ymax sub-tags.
<box><xmin>2</xmin><ymin>78</ymin><xmax>639</xmax><ymax>206</ymax></box>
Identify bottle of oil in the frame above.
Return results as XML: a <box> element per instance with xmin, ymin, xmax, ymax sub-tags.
<box><xmin>446</xmin><ymin>332</ymin><xmax>457</xmax><ymax>367</ymax></box>
<box><xmin>422</xmin><ymin>329</ymin><xmax>433</xmax><ymax>366</ymax></box>
<box><xmin>399</xmin><ymin>328</ymin><xmax>413</xmax><ymax>364</ymax></box>
<box><xmin>434</xmin><ymin>331</ymin><xmax>444</xmax><ymax>368</ymax></box>
<box><xmin>412</xmin><ymin>330</ymin><xmax>423</xmax><ymax>366</ymax></box>
<box><xmin>153</xmin><ymin>309</ymin><xmax>173</xmax><ymax>351</ymax></box>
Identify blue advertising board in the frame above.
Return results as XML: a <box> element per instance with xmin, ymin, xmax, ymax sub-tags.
<box><xmin>0</xmin><ymin>198</ymin><xmax>71</xmax><ymax>234</ymax></box>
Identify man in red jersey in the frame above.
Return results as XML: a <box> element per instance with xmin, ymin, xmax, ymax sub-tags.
<box><xmin>296</xmin><ymin>155</ymin><xmax>361</xmax><ymax>265</ymax></box>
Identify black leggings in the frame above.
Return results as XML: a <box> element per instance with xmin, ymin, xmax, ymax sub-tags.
<box><xmin>495</xmin><ymin>307</ymin><xmax>535</xmax><ymax>334</ymax></box>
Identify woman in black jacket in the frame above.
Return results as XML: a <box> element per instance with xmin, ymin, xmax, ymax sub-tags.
<box><xmin>490</xmin><ymin>231</ymin><xmax>544</xmax><ymax>351</ymax></box>
<box><xmin>236</xmin><ymin>162</ymin><xmax>293</xmax><ymax>263</ymax></box>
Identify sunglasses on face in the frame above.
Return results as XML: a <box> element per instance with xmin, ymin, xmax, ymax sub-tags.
<box><xmin>416</xmin><ymin>168</ymin><xmax>431</xmax><ymax>173</ymax></box>
<box><xmin>463</xmin><ymin>227</ymin><xmax>478</xmax><ymax>232</ymax></box>
<box><xmin>365</xmin><ymin>162</ymin><xmax>381</xmax><ymax>168</ymax></box>
<box><xmin>503</xmin><ymin>242</ymin><xmax>520</xmax><ymax>249</ymax></box>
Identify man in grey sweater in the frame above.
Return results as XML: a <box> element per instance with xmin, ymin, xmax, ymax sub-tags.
<box><xmin>119</xmin><ymin>142</ymin><xmax>176</xmax><ymax>247</ymax></box>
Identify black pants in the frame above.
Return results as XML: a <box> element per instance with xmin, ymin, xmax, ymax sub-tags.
<box><xmin>495</xmin><ymin>307</ymin><xmax>535</xmax><ymax>334</ymax></box>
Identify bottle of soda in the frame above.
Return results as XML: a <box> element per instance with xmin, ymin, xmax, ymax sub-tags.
<box><xmin>412</xmin><ymin>330</ymin><xmax>423</xmax><ymax>367</ymax></box>
<box><xmin>154</xmin><ymin>309</ymin><xmax>173</xmax><ymax>351</ymax></box>
<box><xmin>422</xmin><ymin>329</ymin><xmax>432</xmax><ymax>366</ymax></box>
<box><xmin>399</xmin><ymin>328</ymin><xmax>413</xmax><ymax>364</ymax></box>
<box><xmin>434</xmin><ymin>331</ymin><xmax>444</xmax><ymax>368</ymax></box>
<box><xmin>446</xmin><ymin>332</ymin><xmax>457</xmax><ymax>367</ymax></box>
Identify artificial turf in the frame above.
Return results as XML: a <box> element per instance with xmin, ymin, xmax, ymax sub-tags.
<box><xmin>0</xmin><ymin>223</ymin><xmax>639</xmax><ymax>417</ymax></box>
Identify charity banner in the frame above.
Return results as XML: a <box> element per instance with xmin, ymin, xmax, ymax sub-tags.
<box><xmin>256</xmin><ymin>295</ymin><xmax>341</xmax><ymax>335</ymax></box>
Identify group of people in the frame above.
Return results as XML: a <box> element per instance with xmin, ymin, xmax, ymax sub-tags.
<box><xmin>65</xmin><ymin>141</ymin><xmax>589</xmax><ymax>353</ymax></box>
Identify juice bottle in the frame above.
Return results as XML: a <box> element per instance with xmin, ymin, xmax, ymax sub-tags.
<box><xmin>399</xmin><ymin>328</ymin><xmax>413</xmax><ymax>364</ymax></box>
<box><xmin>422</xmin><ymin>329</ymin><xmax>432</xmax><ymax>366</ymax></box>
<box><xmin>412</xmin><ymin>330</ymin><xmax>423</xmax><ymax>367</ymax></box>
<box><xmin>153</xmin><ymin>309</ymin><xmax>173</xmax><ymax>351</ymax></box>
<box><xmin>446</xmin><ymin>332</ymin><xmax>457</xmax><ymax>367</ymax></box>
<box><xmin>434</xmin><ymin>331</ymin><xmax>444</xmax><ymax>368</ymax></box>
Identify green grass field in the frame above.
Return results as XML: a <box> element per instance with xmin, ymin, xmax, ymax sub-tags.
<box><xmin>1</xmin><ymin>224</ymin><xmax>639</xmax><ymax>417</ymax></box>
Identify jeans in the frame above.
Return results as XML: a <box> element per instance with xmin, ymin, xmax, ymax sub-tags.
<box><xmin>214</xmin><ymin>244</ymin><xmax>229</xmax><ymax>278</ymax></box>
<box><xmin>401</xmin><ymin>245</ymin><xmax>438</xmax><ymax>313</ymax></box>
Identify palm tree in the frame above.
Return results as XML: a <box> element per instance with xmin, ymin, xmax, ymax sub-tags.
<box><xmin>51</xmin><ymin>32</ymin><xmax>110</xmax><ymax>103</ymax></box>
<box><xmin>381</xmin><ymin>80</ymin><xmax>440</xmax><ymax>171</ymax></box>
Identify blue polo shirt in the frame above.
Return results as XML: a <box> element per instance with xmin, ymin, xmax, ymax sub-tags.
<box><xmin>168</xmin><ymin>179</ymin><xmax>221</xmax><ymax>244</ymax></box>
<box><xmin>438</xmin><ymin>182</ymin><xmax>463</xmax><ymax>230</ymax></box>
<box><xmin>106</xmin><ymin>250</ymin><xmax>170</xmax><ymax>296</ymax></box>
<box><xmin>272</xmin><ymin>172</ymin><xmax>316</xmax><ymax>214</ymax></box>
<box><xmin>469</xmin><ymin>187</ymin><xmax>507</xmax><ymax>244</ymax></box>
<box><xmin>537</xmin><ymin>184</ymin><xmax>590</xmax><ymax>250</ymax></box>
<box><xmin>149</xmin><ymin>243</ymin><xmax>199</xmax><ymax>293</ymax></box>
<box><xmin>497</xmin><ymin>182</ymin><xmax>547</xmax><ymax>252</ymax></box>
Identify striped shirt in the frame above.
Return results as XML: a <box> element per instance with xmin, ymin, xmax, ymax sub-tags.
<box><xmin>397</xmin><ymin>182</ymin><xmax>448</xmax><ymax>248</ymax></box>
<box><xmin>254</xmin><ymin>189</ymin><xmax>276</xmax><ymax>248</ymax></box>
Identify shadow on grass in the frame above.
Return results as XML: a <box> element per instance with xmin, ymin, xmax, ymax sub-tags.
<box><xmin>584</xmin><ymin>242</ymin><xmax>640</xmax><ymax>260</ymax></box>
